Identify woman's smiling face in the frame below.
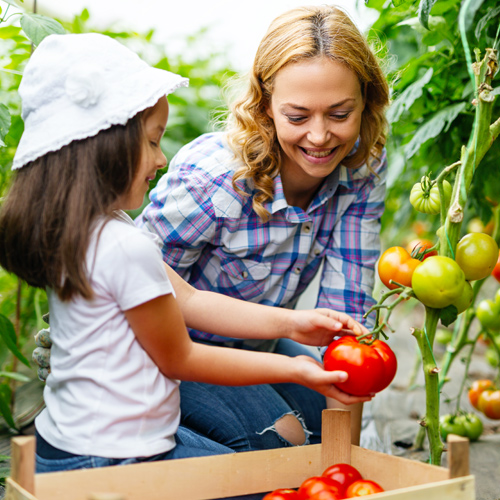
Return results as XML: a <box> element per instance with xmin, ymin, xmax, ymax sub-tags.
<box><xmin>266</xmin><ymin>57</ymin><xmax>365</xmax><ymax>190</ymax></box>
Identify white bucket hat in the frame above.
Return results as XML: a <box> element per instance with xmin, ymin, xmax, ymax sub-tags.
<box><xmin>12</xmin><ymin>32</ymin><xmax>189</xmax><ymax>170</ymax></box>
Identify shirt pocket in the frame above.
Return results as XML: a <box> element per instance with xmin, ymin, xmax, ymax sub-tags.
<box><xmin>218</xmin><ymin>258</ymin><xmax>272</xmax><ymax>300</ymax></box>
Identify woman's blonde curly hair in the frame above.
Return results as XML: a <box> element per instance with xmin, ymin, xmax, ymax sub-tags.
<box><xmin>225</xmin><ymin>5</ymin><xmax>390</xmax><ymax>221</ymax></box>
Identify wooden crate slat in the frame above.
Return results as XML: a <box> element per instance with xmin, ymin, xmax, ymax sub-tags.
<box><xmin>5</xmin><ymin>478</ymin><xmax>38</xmax><ymax>500</ymax></box>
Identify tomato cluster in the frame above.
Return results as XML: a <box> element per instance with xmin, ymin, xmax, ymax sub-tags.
<box><xmin>323</xmin><ymin>337</ymin><xmax>397</xmax><ymax>397</ymax></box>
<box><xmin>439</xmin><ymin>413</ymin><xmax>483</xmax><ymax>442</ymax></box>
<box><xmin>263</xmin><ymin>463</ymin><xmax>384</xmax><ymax>499</ymax></box>
<box><xmin>378</xmin><ymin>232</ymin><xmax>498</xmax><ymax>313</ymax></box>
<box><xmin>468</xmin><ymin>379</ymin><xmax>500</xmax><ymax>420</ymax></box>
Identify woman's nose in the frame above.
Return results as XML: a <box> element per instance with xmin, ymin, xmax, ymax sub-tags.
<box><xmin>307</xmin><ymin>119</ymin><xmax>331</xmax><ymax>145</ymax></box>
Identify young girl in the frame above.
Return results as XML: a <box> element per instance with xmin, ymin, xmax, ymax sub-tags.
<box><xmin>0</xmin><ymin>32</ymin><xmax>369</xmax><ymax>473</ymax></box>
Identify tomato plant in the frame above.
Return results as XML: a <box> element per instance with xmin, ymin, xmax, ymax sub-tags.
<box><xmin>409</xmin><ymin>176</ymin><xmax>452</xmax><ymax>215</ymax></box>
<box><xmin>345</xmin><ymin>479</ymin><xmax>384</xmax><ymax>497</ymax></box>
<box><xmin>492</xmin><ymin>250</ymin><xmax>500</xmax><ymax>283</ymax></box>
<box><xmin>478</xmin><ymin>390</ymin><xmax>500</xmax><ymax>419</ymax></box>
<box><xmin>405</xmin><ymin>238</ymin><xmax>437</xmax><ymax>260</ymax></box>
<box><xmin>378</xmin><ymin>246</ymin><xmax>422</xmax><ymax>290</ymax></box>
<box><xmin>455</xmin><ymin>233</ymin><xmax>499</xmax><ymax>281</ymax></box>
<box><xmin>263</xmin><ymin>489</ymin><xmax>302</xmax><ymax>500</ymax></box>
<box><xmin>298</xmin><ymin>476</ymin><xmax>343</xmax><ymax>499</ymax></box>
<box><xmin>468</xmin><ymin>380</ymin><xmax>495</xmax><ymax>409</ymax></box>
<box><xmin>411</xmin><ymin>256</ymin><xmax>466</xmax><ymax>308</ymax></box>
<box><xmin>322</xmin><ymin>463</ymin><xmax>362</xmax><ymax>491</ymax></box>
<box><xmin>323</xmin><ymin>337</ymin><xmax>397</xmax><ymax>396</ymax></box>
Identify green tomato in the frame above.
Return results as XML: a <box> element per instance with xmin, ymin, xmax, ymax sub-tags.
<box><xmin>452</xmin><ymin>280</ymin><xmax>473</xmax><ymax>314</ymax></box>
<box><xmin>476</xmin><ymin>299</ymin><xmax>500</xmax><ymax>332</ymax></box>
<box><xmin>456</xmin><ymin>413</ymin><xmax>483</xmax><ymax>441</ymax></box>
<box><xmin>485</xmin><ymin>346</ymin><xmax>499</xmax><ymax>367</ymax></box>
<box><xmin>435</xmin><ymin>328</ymin><xmax>453</xmax><ymax>345</ymax></box>
<box><xmin>455</xmin><ymin>233</ymin><xmax>499</xmax><ymax>281</ymax></box>
<box><xmin>440</xmin><ymin>414</ymin><xmax>466</xmax><ymax>441</ymax></box>
<box><xmin>412</xmin><ymin>256</ymin><xmax>466</xmax><ymax>309</ymax></box>
<box><xmin>409</xmin><ymin>177</ymin><xmax>452</xmax><ymax>215</ymax></box>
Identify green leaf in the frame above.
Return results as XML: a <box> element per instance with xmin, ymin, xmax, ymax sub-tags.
<box><xmin>461</xmin><ymin>0</ymin><xmax>486</xmax><ymax>33</ymax></box>
<box><xmin>439</xmin><ymin>305</ymin><xmax>458</xmax><ymax>327</ymax></box>
<box><xmin>0</xmin><ymin>103</ymin><xmax>11</xmax><ymax>143</ymax></box>
<box><xmin>475</xmin><ymin>6</ymin><xmax>500</xmax><ymax>40</ymax></box>
<box><xmin>418</xmin><ymin>0</ymin><xmax>438</xmax><ymax>29</ymax></box>
<box><xmin>0</xmin><ymin>383</ymin><xmax>16</xmax><ymax>430</ymax></box>
<box><xmin>0</xmin><ymin>26</ymin><xmax>22</xmax><ymax>39</ymax></box>
<box><xmin>387</xmin><ymin>68</ymin><xmax>433</xmax><ymax>124</ymax></box>
<box><xmin>0</xmin><ymin>371</ymin><xmax>30</xmax><ymax>382</ymax></box>
<box><xmin>0</xmin><ymin>313</ymin><xmax>31</xmax><ymax>368</ymax></box>
<box><xmin>405</xmin><ymin>102</ymin><xmax>466</xmax><ymax>159</ymax></box>
<box><xmin>20</xmin><ymin>13</ymin><xmax>65</xmax><ymax>46</ymax></box>
<box><xmin>0</xmin><ymin>455</ymin><xmax>10</xmax><ymax>461</ymax></box>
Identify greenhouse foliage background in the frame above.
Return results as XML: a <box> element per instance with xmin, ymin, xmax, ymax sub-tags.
<box><xmin>0</xmin><ymin>0</ymin><xmax>499</xmax><ymax>483</ymax></box>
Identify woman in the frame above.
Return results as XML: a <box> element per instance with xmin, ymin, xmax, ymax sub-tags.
<box><xmin>138</xmin><ymin>5</ymin><xmax>390</xmax><ymax>450</ymax></box>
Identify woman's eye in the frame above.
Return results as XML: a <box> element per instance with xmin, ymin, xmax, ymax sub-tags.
<box><xmin>331</xmin><ymin>112</ymin><xmax>351</xmax><ymax>120</ymax></box>
<box><xmin>150</xmin><ymin>141</ymin><xmax>158</xmax><ymax>147</ymax></box>
<box><xmin>287</xmin><ymin>116</ymin><xmax>306</xmax><ymax>123</ymax></box>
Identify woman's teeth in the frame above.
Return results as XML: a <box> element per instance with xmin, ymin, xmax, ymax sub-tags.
<box><xmin>304</xmin><ymin>148</ymin><xmax>335</xmax><ymax>158</ymax></box>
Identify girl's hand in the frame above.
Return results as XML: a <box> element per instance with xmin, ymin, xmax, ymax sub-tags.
<box><xmin>294</xmin><ymin>355</ymin><xmax>372</xmax><ymax>405</ymax></box>
<box><xmin>285</xmin><ymin>309</ymin><xmax>370</xmax><ymax>347</ymax></box>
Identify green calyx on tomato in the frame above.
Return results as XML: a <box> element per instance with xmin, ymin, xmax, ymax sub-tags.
<box><xmin>476</xmin><ymin>289</ymin><xmax>500</xmax><ymax>332</ymax></box>
<box><xmin>323</xmin><ymin>337</ymin><xmax>397</xmax><ymax>397</ymax></box>
<box><xmin>455</xmin><ymin>233</ymin><xmax>499</xmax><ymax>281</ymax></box>
<box><xmin>409</xmin><ymin>176</ymin><xmax>452</xmax><ymax>215</ymax></box>
<box><xmin>439</xmin><ymin>413</ymin><xmax>483</xmax><ymax>441</ymax></box>
<box><xmin>378</xmin><ymin>246</ymin><xmax>422</xmax><ymax>290</ymax></box>
<box><xmin>411</xmin><ymin>256</ymin><xmax>466</xmax><ymax>309</ymax></box>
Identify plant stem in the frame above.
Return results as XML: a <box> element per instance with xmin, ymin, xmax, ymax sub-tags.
<box><xmin>412</xmin><ymin>307</ymin><xmax>444</xmax><ymax>464</ymax></box>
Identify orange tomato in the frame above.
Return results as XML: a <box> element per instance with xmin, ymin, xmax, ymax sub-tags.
<box><xmin>468</xmin><ymin>380</ymin><xmax>495</xmax><ymax>409</ymax></box>
<box><xmin>405</xmin><ymin>238</ymin><xmax>438</xmax><ymax>260</ymax></box>
<box><xmin>378</xmin><ymin>246</ymin><xmax>422</xmax><ymax>290</ymax></box>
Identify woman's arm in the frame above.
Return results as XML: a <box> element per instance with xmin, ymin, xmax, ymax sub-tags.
<box><xmin>164</xmin><ymin>262</ymin><xmax>368</xmax><ymax>346</ymax></box>
<box><xmin>124</xmin><ymin>292</ymin><xmax>371</xmax><ymax>405</ymax></box>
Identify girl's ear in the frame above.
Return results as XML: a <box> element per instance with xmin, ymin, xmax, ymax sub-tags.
<box><xmin>265</xmin><ymin>102</ymin><xmax>274</xmax><ymax>120</ymax></box>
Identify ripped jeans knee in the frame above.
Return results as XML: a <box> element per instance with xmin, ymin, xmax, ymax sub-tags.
<box><xmin>256</xmin><ymin>411</ymin><xmax>311</xmax><ymax>446</ymax></box>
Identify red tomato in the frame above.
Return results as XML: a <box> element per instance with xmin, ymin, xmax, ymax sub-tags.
<box><xmin>308</xmin><ymin>490</ymin><xmax>343</xmax><ymax>500</ymax></box>
<box><xmin>298</xmin><ymin>476</ymin><xmax>343</xmax><ymax>499</ymax></box>
<box><xmin>477</xmin><ymin>390</ymin><xmax>500</xmax><ymax>419</ymax></box>
<box><xmin>492</xmin><ymin>250</ymin><xmax>500</xmax><ymax>283</ymax></box>
<box><xmin>378</xmin><ymin>246</ymin><xmax>422</xmax><ymax>290</ymax></box>
<box><xmin>345</xmin><ymin>479</ymin><xmax>384</xmax><ymax>497</ymax></box>
<box><xmin>323</xmin><ymin>337</ymin><xmax>397</xmax><ymax>396</ymax></box>
<box><xmin>322</xmin><ymin>463</ymin><xmax>363</xmax><ymax>490</ymax></box>
<box><xmin>405</xmin><ymin>238</ymin><xmax>437</xmax><ymax>260</ymax></box>
<box><xmin>468</xmin><ymin>380</ymin><xmax>495</xmax><ymax>410</ymax></box>
<box><xmin>263</xmin><ymin>489</ymin><xmax>302</xmax><ymax>500</ymax></box>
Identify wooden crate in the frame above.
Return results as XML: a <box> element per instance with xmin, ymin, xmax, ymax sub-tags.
<box><xmin>6</xmin><ymin>409</ymin><xmax>475</xmax><ymax>500</ymax></box>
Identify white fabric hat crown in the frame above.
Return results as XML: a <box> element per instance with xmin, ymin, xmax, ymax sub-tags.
<box><xmin>13</xmin><ymin>33</ymin><xmax>188</xmax><ymax>170</ymax></box>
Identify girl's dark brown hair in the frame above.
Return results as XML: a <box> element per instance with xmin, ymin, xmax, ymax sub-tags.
<box><xmin>0</xmin><ymin>113</ymin><xmax>144</xmax><ymax>301</ymax></box>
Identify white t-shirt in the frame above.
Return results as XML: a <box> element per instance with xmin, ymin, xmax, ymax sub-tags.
<box><xmin>36</xmin><ymin>211</ymin><xmax>179</xmax><ymax>458</ymax></box>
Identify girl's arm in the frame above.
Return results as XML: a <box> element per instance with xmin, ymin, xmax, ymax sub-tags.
<box><xmin>164</xmin><ymin>262</ymin><xmax>369</xmax><ymax>346</ymax></box>
<box><xmin>124</xmin><ymin>293</ymin><xmax>371</xmax><ymax>405</ymax></box>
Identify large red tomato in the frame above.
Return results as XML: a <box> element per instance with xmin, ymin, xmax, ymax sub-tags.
<box><xmin>345</xmin><ymin>479</ymin><xmax>384</xmax><ymax>497</ymax></box>
<box><xmin>263</xmin><ymin>489</ymin><xmax>302</xmax><ymax>500</ymax></box>
<box><xmin>322</xmin><ymin>463</ymin><xmax>363</xmax><ymax>491</ymax></box>
<box><xmin>298</xmin><ymin>476</ymin><xmax>343</xmax><ymax>499</ymax></box>
<box><xmin>378</xmin><ymin>246</ymin><xmax>422</xmax><ymax>290</ymax></box>
<box><xmin>405</xmin><ymin>238</ymin><xmax>438</xmax><ymax>260</ymax></box>
<box><xmin>323</xmin><ymin>337</ymin><xmax>397</xmax><ymax>396</ymax></box>
<box><xmin>308</xmin><ymin>490</ymin><xmax>343</xmax><ymax>500</ymax></box>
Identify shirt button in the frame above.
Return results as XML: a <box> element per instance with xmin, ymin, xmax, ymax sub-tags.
<box><xmin>303</xmin><ymin>224</ymin><xmax>312</xmax><ymax>233</ymax></box>
<box><xmin>294</xmin><ymin>267</ymin><xmax>301</xmax><ymax>275</ymax></box>
<box><xmin>241</xmin><ymin>271</ymin><xmax>248</xmax><ymax>279</ymax></box>
<box><xmin>314</xmin><ymin>249</ymin><xmax>321</xmax><ymax>256</ymax></box>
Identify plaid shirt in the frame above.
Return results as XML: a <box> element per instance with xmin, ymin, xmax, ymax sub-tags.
<box><xmin>137</xmin><ymin>132</ymin><xmax>386</xmax><ymax>343</ymax></box>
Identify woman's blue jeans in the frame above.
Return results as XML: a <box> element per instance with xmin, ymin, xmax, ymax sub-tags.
<box><xmin>179</xmin><ymin>338</ymin><xmax>327</xmax><ymax>451</ymax></box>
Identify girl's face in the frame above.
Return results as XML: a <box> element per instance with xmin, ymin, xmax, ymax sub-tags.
<box><xmin>119</xmin><ymin>96</ymin><xmax>169</xmax><ymax>210</ymax></box>
<box><xmin>266</xmin><ymin>57</ymin><xmax>365</xmax><ymax>194</ymax></box>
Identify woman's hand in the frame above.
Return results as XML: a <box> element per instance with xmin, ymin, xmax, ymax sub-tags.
<box><xmin>294</xmin><ymin>355</ymin><xmax>372</xmax><ymax>405</ymax></box>
<box><xmin>285</xmin><ymin>309</ymin><xmax>369</xmax><ymax>347</ymax></box>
